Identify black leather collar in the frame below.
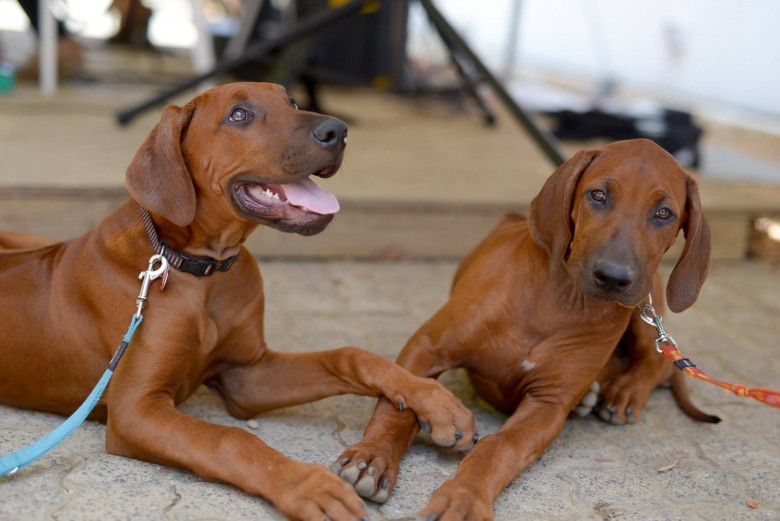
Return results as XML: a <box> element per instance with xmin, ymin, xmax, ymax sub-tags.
<box><xmin>139</xmin><ymin>205</ymin><xmax>240</xmax><ymax>277</ymax></box>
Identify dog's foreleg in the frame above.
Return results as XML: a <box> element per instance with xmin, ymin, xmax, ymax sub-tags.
<box><xmin>105</xmin><ymin>398</ymin><xmax>367</xmax><ymax>520</ymax></box>
<box><xmin>418</xmin><ymin>396</ymin><xmax>571</xmax><ymax>520</ymax></box>
<box><xmin>208</xmin><ymin>347</ymin><xmax>476</xmax><ymax>451</ymax></box>
<box><xmin>331</xmin><ymin>396</ymin><xmax>420</xmax><ymax>502</ymax></box>
<box><xmin>330</xmin><ymin>332</ymin><xmax>460</xmax><ymax>502</ymax></box>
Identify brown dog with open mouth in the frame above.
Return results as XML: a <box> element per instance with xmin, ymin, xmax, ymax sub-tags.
<box><xmin>333</xmin><ymin>139</ymin><xmax>719</xmax><ymax>520</ymax></box>
<box><xmin>0</xmin><ymin>82</ymin><xmax>477</xmax><ymax>521</ymax></box>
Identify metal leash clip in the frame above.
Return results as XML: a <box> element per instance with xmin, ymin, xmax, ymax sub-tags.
<box><xmin>637</xmin><ymin>293</ymin><xmax>677</xmax><ymax>353</ymax></box>
<box><xmin>136</xmin><ymin>254</ymin><xmax>169</xmax><ymax>318</ymax></box>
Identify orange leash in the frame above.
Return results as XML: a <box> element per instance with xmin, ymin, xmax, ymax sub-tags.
<box><xmin>638</xmin><ymin>295</ymin><xmax>780</xmax><ymax>409</ymax></box>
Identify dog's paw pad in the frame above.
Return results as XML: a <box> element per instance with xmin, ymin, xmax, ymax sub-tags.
<box><xmin>338</xmin><ymin>464</ymin><xmax>362</xmax><ymax>485</ymax></box>
<box><xmin>572</xmin><ymin>381</ymin><xmax>601</xmax><ymax>418</ymax></box>
<box><xmin>355</xmin><ymin>474</ymin><xmax>377</xmax><ymax>497</ymax></box>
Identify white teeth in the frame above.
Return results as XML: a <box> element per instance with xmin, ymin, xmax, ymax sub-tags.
<box><xmin>247</xmin><ymin>184</ymin><xmax>283</xmax><ymax>205</ymax></box>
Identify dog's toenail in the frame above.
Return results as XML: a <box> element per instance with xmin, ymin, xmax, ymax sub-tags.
<box><xmin>419</xmin><ymin>420</ymin><xmax>431</xmax><ymax>433</ymax></box>
<box><xmin>380</xmin><ymin>477</ymin><xmax>389</xmax><ymax>489</ymax></box>
<box><xmin>367</xmin><ymin>467</ymin><xmax>376</xmax><ymax>476</ymax></box>
<box><xmin>340</xmin><ymin>457</ymin><xmax>350</xmax><ymax>466</ymax></box>
<box><xmin>454</xmin><ymin>431</ymin><xmax>462</xmax><ymax>440</ymax></box>
<box><xmin>357</xmin><ymin>461</ymin><xmax>367</xmax><ymax>470</ymax></box>
<box><xmin>473</xmin><ymin>434</ymin><xmax>480</xmax><ymax>443</ymax></box>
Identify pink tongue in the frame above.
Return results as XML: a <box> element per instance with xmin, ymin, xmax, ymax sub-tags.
<box><xmin>281</xmin><ymin>177</ymin><xmax>340</xmax><ymax>215</ymax></box>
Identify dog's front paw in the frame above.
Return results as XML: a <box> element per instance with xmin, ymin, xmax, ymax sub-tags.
<box><xmin>395</xmin><ymin>379</ymin><xmax>478</xmax><ymax>451</ymax></box>
<box><xmin>331</xmin><ymin>439</ymin><xmax>399</xmax><ymax>503</ymax></box>
<box><xmin>595</xmin><ymin>372</ymin><xmax>658</xmax><ymax>425</ymax></box>
<box><xmin>274</xmin><ymin>461</ymin><xmax>368</xmax><ymax>521</ymax></box>
<box><xmin>418</xmin><ymin>478</ymin><xmax>493</xmax><ymax>521</ymax></box>
<box><xmin>571</xmin><ymin>381</ymin><xmax>601</xmax><ymax>418</ymax></box>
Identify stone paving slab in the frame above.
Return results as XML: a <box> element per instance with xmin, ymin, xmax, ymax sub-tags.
<box><xmin>0</xmin><ymin>260</ymin><xmax>778</xmax><ymax>521</ymax></box>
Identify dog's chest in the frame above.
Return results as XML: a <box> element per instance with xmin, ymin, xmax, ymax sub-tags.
<box><xmin>463</xmin><ymin>298</ymin><xmax>629</xmax><ymax>412</ymax></box>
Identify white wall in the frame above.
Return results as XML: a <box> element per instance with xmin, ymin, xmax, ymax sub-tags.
<box><xmin>434</xmin><ymin>0</ymin><xmax>780</xmax><ymax>118</ymax></box>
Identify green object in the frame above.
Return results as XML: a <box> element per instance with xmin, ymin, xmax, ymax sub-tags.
<box><xmin>0</xmin><ymin>62</ymin><xmax>16</xmax><ymax>93</ymax></box>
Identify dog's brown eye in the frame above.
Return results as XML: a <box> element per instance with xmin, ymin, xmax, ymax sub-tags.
<box><xmin>229</xmin><ymin>108</ymin><xmax>248</xmax><ymax>122</ymax></box>
<box><xmin>289</xmin><ymin>98</ymin><xmax>299</xmax><ymax>110</ymax></box>
<box><xmin>590</xmin><ymin>190</ymin><xmax>606</xmax><ymax>203</ymax></box>
<box><xmin>656</xmin><ymin>207</ymin><xmax>672</xmax><ymax>220</ymax></box>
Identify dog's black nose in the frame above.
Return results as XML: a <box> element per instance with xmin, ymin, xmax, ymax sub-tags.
<box><xmin>593</xmin><ymin>261</ymin><xmax>634</xmax><ymax>293</ymax></box>
<box><xmin>312</xmin><ymin>118</ymin><xmax>347</xmax><ymax>149</ymax></box>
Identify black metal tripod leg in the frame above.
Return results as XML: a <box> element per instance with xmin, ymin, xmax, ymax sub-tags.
<box><xmin>422</xmin><ymin>2</ymin><xmax>495</xmax><ymax>126</ymax></box>
<box><xmin>116</xmin><ymin>0</ymin><xmax>373</xmax><ymax>126</ymax></box>
<box><xmin>447</xmin><ymin>48</ymin><xmax>497</xmax><ymax>127</ymax></box>
<box><xmin>418</xmin><ymin>0</ymin><xmax>566</xmax><ymax>166</ymax></box>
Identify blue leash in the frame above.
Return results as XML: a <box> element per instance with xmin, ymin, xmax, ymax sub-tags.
<box><xmin>0</xmin><ymin>254</ymin><xmax>169</xmax><ymax>477</ymax></box>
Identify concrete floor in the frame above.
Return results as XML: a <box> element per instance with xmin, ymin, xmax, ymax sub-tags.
<box><xmin>0</xmin><ymin>260</ymin><xmax>778</xmax><ymax>521</ymax></box>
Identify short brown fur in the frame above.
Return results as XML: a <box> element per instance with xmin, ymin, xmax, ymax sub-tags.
<box><xmin>334</xmin><ymin>139</ymin><xmax>717</xmax><ymax>520</ymax></box>
<box><xmin>0</xmin><ymin>82</ymin><xmax>477</xmax><ymax>521</ymax></box>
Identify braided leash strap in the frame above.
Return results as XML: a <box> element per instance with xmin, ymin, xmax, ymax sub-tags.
<box><xmin>656</xmin><ymin>342</ymin><xmax>780</xmax><ymax>408</ymax></box>
<box><xmin>639</xmin><ymin>297</ymin><xmax>780</xmax><ymax>409</ymax></box>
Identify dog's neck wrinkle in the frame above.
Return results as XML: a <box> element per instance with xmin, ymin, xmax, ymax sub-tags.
<box><xmin>157</xmin><ymin>219</ymin><xmax>251</xmax><ymax>261</ymax></box>
<box><xmin>145</xmin><ymin>210</ymin><xmax>250</xmax><ymax>261</ymax></box>
<box><xmin>552</xmin><ymin>270</ymin><xmax>591</xmax><ymax>314</ymax></box>
<box><xmin>519</xmin><ymin>239</ymin><xmax>621</xmax><ymax>327</ymax></box>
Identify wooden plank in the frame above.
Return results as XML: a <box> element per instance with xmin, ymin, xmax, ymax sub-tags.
<box><xmin>0</xmin><ymin>192</ymin><xmax>757</xmax><ymax>261</ymax></box>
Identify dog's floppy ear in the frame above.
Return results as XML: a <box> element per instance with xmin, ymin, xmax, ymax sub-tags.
<box><xmin>666</xmin><ymin>176</ymin><xmax>711</xmax><ymax>312</ymax></box>
<box><xmin>529</xmin><ymin>149</ymin><xmax>598</xmax><ymax>276</ymax></box>
<box><xmin>125</xmin><ymin>104</ymin><xmax>197</xmax><ymax>227</ymax></box>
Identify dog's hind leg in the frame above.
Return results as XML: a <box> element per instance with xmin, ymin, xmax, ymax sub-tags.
<box><xmin>0</xmin><ymin>230</ymin><xmax>57</xmax><ymax>251</ymax></box>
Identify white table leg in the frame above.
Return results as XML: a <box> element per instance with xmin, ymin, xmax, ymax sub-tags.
<box><xmin>38</xmin><ymin>0</ymin><xmax>57</xmax><ymax>95</ymax></box>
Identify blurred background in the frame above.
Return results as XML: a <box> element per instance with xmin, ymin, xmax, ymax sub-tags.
<box><xmin>1</xmin><ymin>0</ymin><xmax>779</xmax><ymax>264</ymax></box>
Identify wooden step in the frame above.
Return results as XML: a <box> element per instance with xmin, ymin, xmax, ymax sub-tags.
<box><xmin>0</xmin><ymin>185</ymin><xmax>768</xmax><ymax>261</ymax></box>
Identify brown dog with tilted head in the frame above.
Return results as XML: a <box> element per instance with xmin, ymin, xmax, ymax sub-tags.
<box><xmin>0</xmin><ymin>82</ymin><xmax>477</xmax><ymax>521</ymax></box>
<box><xmin>333</xmin><ymin>139</ymin><xmax>719</xmax><ymax>519</ymax></box>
